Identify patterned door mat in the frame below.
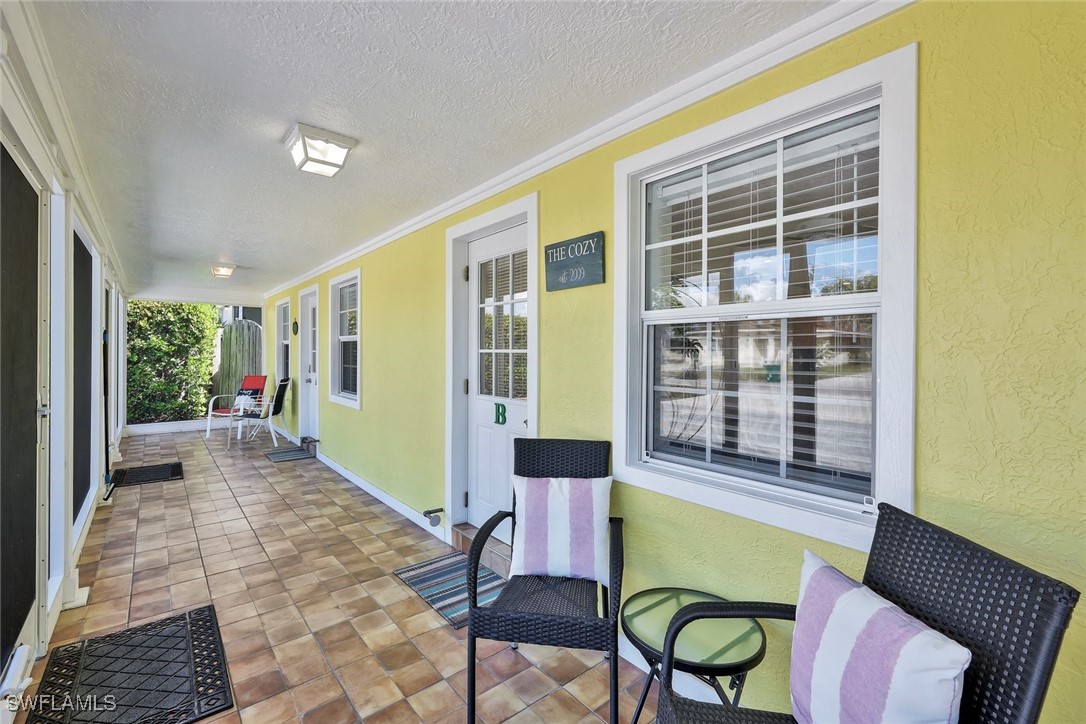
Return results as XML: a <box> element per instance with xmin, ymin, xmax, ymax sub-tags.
<box><xmin>394</xmin><ymin>552</ymin><xmax>505</xmax><ymax>629</ymax></box>
<box><xmin>28</xmin><ymin>605</ymin><xmax>232</xmax><ymax>724</ymax></box>
<box><xmin>108</xmin><ymin>462</ymin><xmax>184</xmax><ymax>488</ymax></box>
<box><xmin>263</xmin><ymin>446</ymin><xmax>315</xmax><ymax>462</ymax></box>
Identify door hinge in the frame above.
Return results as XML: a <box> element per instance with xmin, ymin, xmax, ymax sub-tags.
<box><xmin>463</xmin><ymin>492</ymin><xmax>469</xmax><ymax>507</ymax></box>
<box><xmin>463</xmin><ymin>265</ymin><xmax>469</xmax><ymax>282</ymax></box>
<box><xmin>463</xmin><ymin>379</ymin><xmax>469</xmax><ymax>395</ymax></box>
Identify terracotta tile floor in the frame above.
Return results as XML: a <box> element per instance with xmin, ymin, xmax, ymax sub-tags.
<box><xmin>21</xmin><ymin>431</ymin><xmax>657</xmax><ymax>723</ymax></box>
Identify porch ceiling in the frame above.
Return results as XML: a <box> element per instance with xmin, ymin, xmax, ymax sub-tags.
<box><xmin>34</xmin><ymin>0</ymin><xmax>832</xmax><ymax>303</ymax></box>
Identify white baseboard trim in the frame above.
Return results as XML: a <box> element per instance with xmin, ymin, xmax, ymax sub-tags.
<box><xmin>315</xmin><ymin>451</ymin><xmax>450</xmax><ymax>545</ymax></box>
<box><xmin>125</xmin><ymin>419</ymin><xmax>230</xmax><ymax>435</ymax></box>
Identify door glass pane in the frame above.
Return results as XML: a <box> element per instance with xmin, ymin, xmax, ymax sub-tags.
<box><xmin>512</xmin><ymin>250</ymin><xmax>528</xmax><ymax>300</ymax></box>
<box><xmin>479</xmin><ymin>308</ymin><xmax>493</xmax><ymax>350</ymax></box>
<box><xmin>495</xmin><ymin>353</ymin><xmax>510</xmax><ymax>399</ymax></box>
<box><xmin>310</xmin><ymin>307</ymin><xmax>317</xmax><ymax>373</ymax></box>
<box><xmin>512</xmin><ymin>353</ymin><xmax>527</xmax><ymax>399</ymax></box>
<box><xmin>479</xmin><ymin>353</ymin><xmax>493</xmax><ymax>396</ymax></box>
<box><xmin>496</xmin><ymin>255</ymin><xmax>511</xmax><ymax>301</ymax></box>
<box><xmin>494</xmin><ymin>304</ymin><xmax>510</xmax><ymax>350</ymax></box>
<box><xmin>511</xmin><ymin>303</ymin><xmax>527</xmax><ymax>350</ymax></box>
<box><xmin>479</xmin><ymin>259</ymin><xmax>494</xmax><ymax>304</ymax></box>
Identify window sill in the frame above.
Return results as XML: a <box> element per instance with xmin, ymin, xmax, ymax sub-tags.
<box><xmin>328</xmin><ymin>393</ymin><xmax>360</xmax><ymax>410</ymax></box>
<box><xmin>614</xmin><ymin>458</ymin><xmax>877</xmax><ymax>551</ymax></box>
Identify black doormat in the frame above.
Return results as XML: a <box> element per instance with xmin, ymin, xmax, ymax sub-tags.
<box><xmin>109</xmin><ymin>462</ymin><xmax>184</xmax><ymax>488</ymax></box>
<box><xmin>28</xmin><ymin>605</ymin><xmax>232</xmax><ymax>724</ymax></box>
<box><xmin>263</xmin><ymin>446</ymin><xmax>315</xmax><ymax>462</ymax></box>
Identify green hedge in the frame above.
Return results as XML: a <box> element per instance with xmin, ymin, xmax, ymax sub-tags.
<box><xmin>126</xmin><ymin>301</ymin><xmax>219</xmax><ymax>423</ymax></box>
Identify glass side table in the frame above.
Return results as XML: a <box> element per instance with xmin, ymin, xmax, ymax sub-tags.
<box><xmin>620</xmin><ymin>587</ymin><xmax>767</xmax><ymax>723</ymax></box>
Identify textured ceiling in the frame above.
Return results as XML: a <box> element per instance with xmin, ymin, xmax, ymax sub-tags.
<box><xmin>34</xmin><ymin>0</ymin><xmax>831</xmax><ymax>302</ymax></box>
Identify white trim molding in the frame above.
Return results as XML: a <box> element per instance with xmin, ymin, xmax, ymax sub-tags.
<box><xmin>613</xmin><ymin>45</ymin><xmax>918</xmax><ymax>551</ymax></box>
<box><xmin>327</xmin><ymin>269</ymin><xmax>361</xmax><ymax>409</ymax></box>
<box><xmin>444</xmin><ymin>193</ymin><xmax>540</xmax><ymax>541</ymax></box>
<box><xmin>263</xmin><ymin>1</ymin><xmax>913</xmax><ymax>301</ymax></box>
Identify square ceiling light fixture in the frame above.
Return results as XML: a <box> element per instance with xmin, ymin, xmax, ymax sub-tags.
<box><xmin>285</xmin><ymin>123</ymin><xmax>357</xmax><ymax>177</ymax></box>
<box><xmin>211</xmin><ymin>263</ymin><xmax>236</xmax><ymax>279</ymax></box>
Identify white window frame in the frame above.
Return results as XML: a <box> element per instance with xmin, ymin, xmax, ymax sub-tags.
<box><xmin>328</xmin><ymin>269</ymin><xmax>361</xmax><ymax>409</ymax></box>
<box><xmin>613</xmin><ymin>45</ymin><xmax>917</xmax><ymax>551</ymax></box>
<box><xmin>275</xmin><ymin>298</ymin><xmax>290</xmax><ymax>381</ymax></box>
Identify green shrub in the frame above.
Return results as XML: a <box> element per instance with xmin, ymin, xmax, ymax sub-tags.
<box><xmin>126</xmin><ymin>301</ymin><xmax>219</xmax><ymax>423</ymax></box>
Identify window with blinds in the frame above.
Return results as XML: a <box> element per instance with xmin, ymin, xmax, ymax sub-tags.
<box><xmin>641</xmin><ymin>106</ymin><xmax>880</xmax><ymax>501</ymax></box>
<box><xmin>332</xmin><ymin>276</ymin><xmax>359</xmax><ymax>399</ymax></box>
<box><xmin>277</xmin><ymin>302</ymin><xmax>290</xmax><ymax>378</ymax></box>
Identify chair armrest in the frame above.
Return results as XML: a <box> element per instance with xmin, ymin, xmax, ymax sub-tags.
<box><xmin>467</xmin><ymin>510</ymin><xmax>512</xmax><ymax>609</ymax></box>
<box><xmin>660</xmin><ymin>600</ymin><xmax>797</xmax><ymax>688</ymax></box>
<box><xmin>608</xmin><ymin>517</ymin><xmax>624</xmax><ymax>621</ymax></box>
<box><xmin>207</xmin><ymin>393</ymin><xmax>235</xmax><ymax>412</ymax></box>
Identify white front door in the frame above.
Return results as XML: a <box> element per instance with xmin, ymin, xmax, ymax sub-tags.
<box><xmin>467</xmin><ymin>224</ymin><xmax>530</xmax><ymax>541</ymax></box>
<box><xmin>299</xmin><ymin>291</ymin><xmax>319</xmax><ymax>440</ymax></box>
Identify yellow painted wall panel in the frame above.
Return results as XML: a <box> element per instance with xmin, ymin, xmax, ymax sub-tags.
<box><xmin>265</xmin><ymin>1</ymin><xmax>1085</xmax><ymax>717</ymax></box>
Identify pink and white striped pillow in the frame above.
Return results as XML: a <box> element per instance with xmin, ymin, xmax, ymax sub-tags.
<box><xmin>790</xmin><ymin>551</ymin><xmax>971</xmax><ymax>724</ymax></box>
<box><xmin>509</xmin><ymin>476</ymin><xmax>611</xmax><ymax>584</ymax></box>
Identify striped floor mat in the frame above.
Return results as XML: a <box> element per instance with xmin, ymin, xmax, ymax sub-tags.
<box><xmin>394</xmin><ymin>552</ymin><xmax>505</xmax><ymax>629</ymax></box>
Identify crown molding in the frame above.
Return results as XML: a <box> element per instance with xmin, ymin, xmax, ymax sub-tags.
<box><xmin>264</xmin><ymin>0</ymin><xmax>913</xmax><ymax>299</ymax></box>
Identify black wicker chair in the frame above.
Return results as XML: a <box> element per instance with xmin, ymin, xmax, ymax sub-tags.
<box><xmin>467</xmin><ymin>438</ymin><xmax>622</xmax><ymax>722</ymax></box>
<box><xmin>657</xmin><ymin>503</ymin><xmax>1079</xmax><ymax>724</ymax></box>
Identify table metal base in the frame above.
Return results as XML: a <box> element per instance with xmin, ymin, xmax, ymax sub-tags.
<box><xmin>631</xmin><ymin>663</ymin><xmax>747</xmax><ymax>724</ymax></box>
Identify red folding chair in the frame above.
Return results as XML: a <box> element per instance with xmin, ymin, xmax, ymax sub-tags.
<box><xmin>206</xmin><ymin>375</ymin><xmax>267</xmax><ymax>440</ymax></box>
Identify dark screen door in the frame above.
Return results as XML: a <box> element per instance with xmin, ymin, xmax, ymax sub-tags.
<box><xmin>1</xmin><ymin>144</ymin><xmax>40</xmax><ymax>670</ymax></box>
<box><xmin>72</xmin><ymin>235</ymin><xmax>91</xmax><ymax>520</ymax></box>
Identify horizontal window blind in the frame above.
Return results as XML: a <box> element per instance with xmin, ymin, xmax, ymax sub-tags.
<box><xmin>642</xmin><ymin>106</ymin><xmax>881</xmax><ymax>501</ymax></box>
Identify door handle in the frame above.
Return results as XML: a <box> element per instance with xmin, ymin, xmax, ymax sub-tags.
<box><xmin>523</xmin><ymin>419</ymin><xmax>528</xmax><ymax>428</ymax></box>
<box><xmin>305</xmin><ymin>378</ymin><xmax>313</xmax><ymax>383</ymax></box>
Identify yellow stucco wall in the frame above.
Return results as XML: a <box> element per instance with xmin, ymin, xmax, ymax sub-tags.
<box><xmin>265</xmin><ymin>1</ymin><xmax>1085</xmax><ymax>717</ymax></box>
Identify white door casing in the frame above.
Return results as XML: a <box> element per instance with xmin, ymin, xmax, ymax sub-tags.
<box><xmin>299</xmin><ymin>288</ymin><xmax>319</xmax><ymax>440</ymax></box>
<box><xmin>467</xmin><ymin>224</ymin><xmax>530</xmax><ymax>541</ymax></box>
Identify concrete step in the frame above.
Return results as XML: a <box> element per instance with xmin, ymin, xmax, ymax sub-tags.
<box><xmin>452</xmin><ymin>523</ymin><xmax>512</xmax><ymax>579</ymax></box>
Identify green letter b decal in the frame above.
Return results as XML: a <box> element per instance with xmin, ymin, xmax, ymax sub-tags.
<box><xmin>494</xmin><ymin>403</ymin><xmax>507</xmax><ymax>425</ymax></box>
